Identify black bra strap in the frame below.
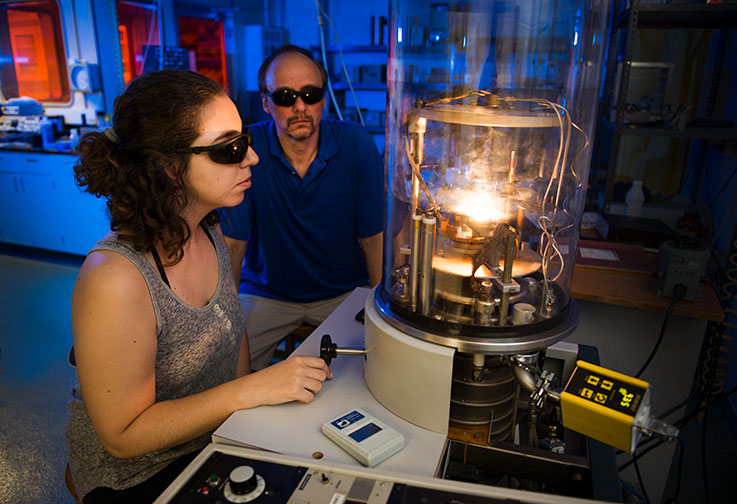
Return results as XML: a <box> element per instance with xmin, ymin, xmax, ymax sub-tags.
<box><xmin>151</xmin><ymin>246</ymin><xmax>171</xmax><ymax>288</ymax></box>
<box><xmin>152</xmin><ymin>222</ymin><xmax>214</xmax><ymax>288</ymax></box>
<box><xmin>200</xmin><ymin>221</ymin><xmax>215</xmax><ymax>247</ymax></box>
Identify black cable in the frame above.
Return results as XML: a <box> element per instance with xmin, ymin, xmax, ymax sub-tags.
<box><xmin>615</xmin><ymin>319</ymin><xmax>719</xmax><ymax>457</ymax></box>
<box><xmin>708</xmin><ymin>249</ymin><xmax>725</xmax><ymax>308</ymax></box>
<box><xmin>658</xmin><ymin>394</ymin><xmax>694</xmax><ymax>422</ymax></box>
<box><xmin>634</xmin><ymin>285</ymin><xmax>686</xmax><ymax>379</ymax></box>
<box><xmin>616</xmin><ymin>392</ymin><xmax>693</xmax><ymax>456</ymax></box>
<box><xmin>700</xmin><ymin>319</ymin><xmax>721</xmax><ymax>504</ymax></box>
<box><xmin>618</xmin><ymin>382</ymin><xmax>737</xmax><ymax>472</ymax></box>
<box><xmin>676</xmin><ymin>383</ymin><xmax>737</xmax><ymax>430</ymax></box>
<box><xmin>663</xmin><ymin>437</ymin><xmax>685</xmax><ymax>504</ymax></box>
<box><xmin>632</xmin><ymin>450</ymin><xmax>651</xmax><ymax>504</ymax></box>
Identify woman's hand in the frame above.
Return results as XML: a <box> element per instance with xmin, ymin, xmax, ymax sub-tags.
<box><xmin>242</xmin><ymin>356</ymin><xmax>333</xmax><ymax>406</ymax></box>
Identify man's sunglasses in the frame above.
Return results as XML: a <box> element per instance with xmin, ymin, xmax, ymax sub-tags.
<box><xmin>266</xmin><ymin>86</ymin><xmax>325</xmax><ymax>107</ymax></box>
<box><xmin>177</xmin><ymin>131</ymin><xmax>252</xmax><ymax>165</ymax></box>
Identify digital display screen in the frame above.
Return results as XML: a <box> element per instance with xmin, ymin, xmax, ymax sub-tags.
<box><xmin>566</xmin><ymin>367</ymin><xmax>645</xmax><ymax>416</ymax></box>
<box><xmin>349</xmin><ymin>422</ymin><xmax>382</xmax><ymax>442</ymax></box>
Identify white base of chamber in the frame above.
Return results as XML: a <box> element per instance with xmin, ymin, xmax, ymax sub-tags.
<box><xmin>363</xmin><ymin>289</ymin><xmax>455</xmax><ymax>435</ymax></box>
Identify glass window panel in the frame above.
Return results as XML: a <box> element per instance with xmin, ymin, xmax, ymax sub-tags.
<box><xmin>178</xmin><ymin>16</ymin><xmax>228</xmax><ymax>92</ymax></box>
<box><xmin>1</xmin><ymin>0</ymin><xmax>69</xmax><ymax>102</ymax></box>
<box><xmin>116</xmin><ymin>1</ymin><xmax>160</xmax><ymax>85</ymax></box>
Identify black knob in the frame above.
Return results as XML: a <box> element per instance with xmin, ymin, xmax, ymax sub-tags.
<box><xmin>229</xmin><ymin>465</ymin><xmax>257</xmax><ymax>495</ymax></box>
<box><xmin>320</xmin><ymin>334</ymin><xmax>337</xmax><ymax>365</ymax></box>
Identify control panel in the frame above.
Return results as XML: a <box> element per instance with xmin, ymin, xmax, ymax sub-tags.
<box><xmin>155</xmin><ymin>444</ymin><xmax>598</xmax><ymax>504</ymax></box>
<box><xmin>561</xmin><ymin>360</ymin><xmax>657</xmax><ymax>453</ymax></box>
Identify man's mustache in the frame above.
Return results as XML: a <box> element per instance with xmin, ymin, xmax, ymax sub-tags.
<box><xmin>287</xmin><ymin>116</ymin><xmax>314</xmax><ymax>127</ymax></box>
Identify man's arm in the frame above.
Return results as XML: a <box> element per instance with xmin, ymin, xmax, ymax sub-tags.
<box><xmin>359</xmin><ymin>231</ymin><xmax>383</xmax><ymax>287</ymax></box>
<box><xmin>222</xmin><ymin>234</ymin><xmax>247</xmax><ymax>289</ymax></box>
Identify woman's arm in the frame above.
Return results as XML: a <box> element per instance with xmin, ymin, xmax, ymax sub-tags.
<box><xmin>236</xmin><ymin>330</ymin><xmax>251</xmax><ymax>378</ymax></box>
<box><xmin>73</xmin><ymin>251</ymin><xmax>330</xmax><ymax>459</ymax></box>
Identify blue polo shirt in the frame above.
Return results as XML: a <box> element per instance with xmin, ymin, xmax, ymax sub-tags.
<box><xmin>218</xmin><ymin>119</ymin><xmax>384</xmax><ymax>302</ymax></box>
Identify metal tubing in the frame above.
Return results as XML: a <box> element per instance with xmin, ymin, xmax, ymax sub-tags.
<box><xmin>411</xmin><ymin>167</ymin><xmax>421</xmax><ymax>216</ymax></box>
<box><xmin>419</xmin><ymin>216</ymin><xmax>436</xmax><ymax>316</ymax></box>
<box><xmin>499</xmin><ymin>294</ymin><xmax>509</xmax><ymax>326</ymax></box>
<box><xmin>499</xmin><ymin>234</ymin><xmax>516</xmax><ymax>326</ymax></box>
<box><xmin>512</xmin><ymin>365</ymin><xmax>537</xmax><ymax>394</ymax></box>
<box><xmin>503</xmin><ymin>234</ymin><xmax>516</xmax><ymax>283</ymax></box>
<box><xmin>409</xmin><ymin>116</ymin><xmax>426</xmax><ymax>215</ymax></box>
<box><xmin>409</xmin><ymin>214</ymin><xmax>422</xmax><ymax>311</ymax></box>
<box><xmin>335</xmin><ymin>348</ymin><xmax>369</xmax><ymax>356</ymax></box>
<box><xmin>507</xmin><ymin>150</ymin><xmax>517</xmax><ymax>184</ymax></box>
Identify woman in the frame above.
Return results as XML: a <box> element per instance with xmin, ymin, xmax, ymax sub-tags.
<box><xmin>66</xmin><ymin>70</ymin><xmax>332</xmax><ymax>503</ymax></box>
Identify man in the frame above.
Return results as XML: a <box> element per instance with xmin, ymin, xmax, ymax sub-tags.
<box><xmin>218</xmin><ymin>45</ymin><xmax>384</xmax><ymax>370</ymax></box>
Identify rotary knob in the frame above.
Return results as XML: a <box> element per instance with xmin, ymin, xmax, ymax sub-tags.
<box><xmin>229</xmin><ymin>466</ymin><xmax>257</xmax><ymax>495</ymax></box>
<box><xmin>223</xmin><ymin>464</ymin><xmax>265</xmax><ymax>502</ymax></box>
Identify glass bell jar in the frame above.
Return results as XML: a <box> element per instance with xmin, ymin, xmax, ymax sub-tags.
<box><xmin>377</xmin><ymin>0</ymin><xmax>611</xmax><ymax>354</ymax></box>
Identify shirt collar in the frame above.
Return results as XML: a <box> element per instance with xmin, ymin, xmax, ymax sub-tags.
<box><xmin>267</xmin><ymin>120</ymin><xmax>339</xmax><ymax>164</ymax></box>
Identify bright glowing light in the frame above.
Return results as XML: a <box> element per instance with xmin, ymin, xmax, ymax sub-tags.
<box><xmin>398</xmin><ymin>27</ymin><xmax>403</xmax><ymax>43</ymax></box>
<box><xmin>451</xmin><ymin>191</ymin><xmax>507</xmax><ymax>223</ymax></box>
<box><xmin>14</xmin><ymin>56</ymin><xmax>29</xmax><ymax>64</ymax></box>
<box><xmin>434</xmin><ymin>257</ymin><xmax>493</xmax><ymax>278</ymax></box>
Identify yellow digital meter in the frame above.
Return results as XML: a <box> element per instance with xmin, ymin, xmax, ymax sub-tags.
<box><xmin>560</xmin><ymin>360</ymin><xmax>653</xmax><ymax>453</ymax></box>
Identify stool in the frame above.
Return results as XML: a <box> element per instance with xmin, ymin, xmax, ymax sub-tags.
<box><xmin>273</xmin><ymin>323</ymin><xmax>316</xmax><ymax>361</ymax></box>
<box><xmin>65</xmin><ymin>462</ymin><xmax>80</xmax><ymax>503</ymax></box>
<box><xmin>284</xmin><ymin>323</ymin><xmax>316</xmax><ymax>354</ymax></box>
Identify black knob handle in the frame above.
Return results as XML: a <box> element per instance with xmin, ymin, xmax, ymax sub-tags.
<box><xmin>229</xmin><ymin>465</ymin><xmax>257</xmax><ymax>495</ymax></box>
<box><xmin>320</xmin><ymin>334</ymin><xmax>337</xmax><ymax>365</ymax></box>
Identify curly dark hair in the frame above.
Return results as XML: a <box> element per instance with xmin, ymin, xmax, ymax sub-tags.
<box><xmin>73</xmin><ymin>70</ymin><xmax>227</xmax><ymax>265</ymax></box>
<box><xmin>257</xmin><ymin>44</ymin><xmax>328</xmax><ymax>94</ymax></box>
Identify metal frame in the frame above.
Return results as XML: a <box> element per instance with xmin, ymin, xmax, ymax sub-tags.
<box><xmin>594</xmin><ymin>0</ymin><xmax>737</xmax><ymax>212</ymax></box>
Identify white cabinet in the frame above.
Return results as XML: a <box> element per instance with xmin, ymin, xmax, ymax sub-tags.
<box><xmin>0</xmin><ymin>150</ymin><xmax>108</xmax><ymax>255</ymax></box>
<box><xmin>0</xmin><ymin>170</ymin><xmax>28</xmax><ymax>242</ymax></box>
<box><xmin>50</xmin><ymin>153</ymin><xmax>109</xmax><ymax>255</ymax></box>
<box><xmin>0</xmin><ymin>151</ymin><xmax>58</xmax><ymax>249</ymax></box>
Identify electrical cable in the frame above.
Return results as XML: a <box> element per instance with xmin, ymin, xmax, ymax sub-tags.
<box><xmin>708</xmin><ymin>249</ymin><xmax>725</xmax><ymax>307</ymax></box>
<box><xmin>634</xmin><ymin>284</ymin><xmax>686</xmax><ymax>378</ymax></box>
<box><xmin>663</xmin><ymin>437</ymin><xmax>685</xmax><ymax>504</ymax></box>
<box><xmin>679</xmin><ymin>382</ymin><xmax>737</xmax><ymax>428</ymax></box>
<box><xmin>658</xmin><ymin>394</ymin><xmax>693</xmax><ymax>422</ymax></box>
<box><xmin>315</xmin><ymin>0</ymin><xmax>365</xmax><ymax>126</ymax></box>
<box><xmin>632</xmin><ymin>450</ymin><xmax>651</xmax><ymax>504</ymax></box>
<box><xmin>698</xmin><ymin>320</ymin><xmax>723</xmax><ymax>504</ymax></box>
<box><xmin>136</xmin><ymin>0</ymin><xmax>161</xmax><ymax>76</ymax></box>
<box><xmin>314</xmin><ymin>0</ymin><xmax>343</xmax><ymax>121</ymax></box>
<box><xmin>619</xmin><ymin>477</ymin><xmax>647</xmax><ymax>504</ymax></box>
<box><xmin>617</xmin><ymin>382</ymin><xmax>737</xmax><ymax>472</ymax></box>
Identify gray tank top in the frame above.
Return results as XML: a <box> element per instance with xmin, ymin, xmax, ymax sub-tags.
<box><xmin>66</xmin><ymin>223</ymin><xmax>247</xmax><ymax>499</ymax></box>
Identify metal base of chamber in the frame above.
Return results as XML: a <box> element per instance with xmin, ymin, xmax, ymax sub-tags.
<box><xmin>373</xmin><ymin>286</ymin><xmax>580</xmax><ymax>354</ymax></box>
<box><xmin>363</xmin><ymin>287</ymin><xmax>580</xmax><ymax>435</ymax></box>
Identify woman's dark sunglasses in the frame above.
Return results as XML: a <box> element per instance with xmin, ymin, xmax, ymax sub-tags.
<box><xmin>177</xmin><ymin>131</ymin><xmax>252</xmax><ymax>165</ymax></box>
<box><xmin>266</xmin><ymin>86</ymin><xmax>325</xmax><ymax>107</ymax></box>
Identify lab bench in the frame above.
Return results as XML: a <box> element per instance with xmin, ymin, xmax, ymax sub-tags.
<box><xmin>0</xmin><ymin>148</ymin><xmax>108</xmax><ymax>256</ymax></box>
